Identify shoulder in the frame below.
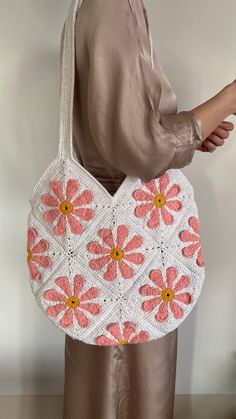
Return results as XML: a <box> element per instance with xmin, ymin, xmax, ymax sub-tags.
<box><xmin>76</xmin><ymin>0</ymin><xmax>137</xmax><ymax>48</ymax></box>
<box><xmin>78</xmin><ymin>0</ymin><xmax>131</xmax><ymax>21</ymax></box>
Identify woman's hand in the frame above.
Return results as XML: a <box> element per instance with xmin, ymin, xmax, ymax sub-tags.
<box><xmin>190</xmin><ymin>79</ymin><xmax>236</xmax><ymax>142</ymax></box>
<box><xmin>197</xmin><ymin>120</ymin><xmax>234</xmax><ymax>153</ymax></box>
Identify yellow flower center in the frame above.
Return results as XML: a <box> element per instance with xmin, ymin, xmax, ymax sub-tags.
<box><xmin>119</xmin><ymin>340</ymin><xmax>128</xmax><ymax>345</ymax></box>
<box><xmin>110</xmin><ymin>247</ymin><xmax>124</xmax><ymax>261</ymax></box>
<box><xmin>161</xmin><ymin>288</ymin><xmax>175</xmax><ymax>302</ymax></box>
<box><xmin>153</xmin><ymin>194</ymin><xmax>166</xmax><ymax>208</ymax></box>
<box><xmin>59</xmin><ymin>200</ymin><xmax>74</xmax><ymax>216</ymax></box>
<box><xmin>27</xmin><ymin>249</ymin><xmax>32</xmax><ymax>262</ymax></box>
<box><xmin>66</xmin><ymin>295</ymin><xmax>79</xmax><ymax>309</ymax></box>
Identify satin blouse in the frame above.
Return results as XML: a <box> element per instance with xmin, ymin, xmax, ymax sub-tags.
<box><xmin>60</xmin><ymin>0</ymin><xmax>203</xmax><ymax>194</ymax></box>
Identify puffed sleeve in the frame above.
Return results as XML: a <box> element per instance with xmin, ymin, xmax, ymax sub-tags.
<box><xmin>87</xmin><ymin>2</ymin><xmax>204</xmax><ymax>182</ymax></box>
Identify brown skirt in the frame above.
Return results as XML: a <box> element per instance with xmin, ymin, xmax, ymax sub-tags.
<box><xmin>63</xmin><ymin>329</ymin><xmax>178</xmax><ymax>419</ymax></box>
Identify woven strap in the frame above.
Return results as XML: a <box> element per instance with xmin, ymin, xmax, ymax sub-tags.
<box><xmin>58</xmin><ymin>0</ymin><xmax>154</xmax><ymax>159</ymax></box>
<box><xmin>58</xmin><ymin>0</ymin><xmax>81</xmax><ymax>159</ymax></box>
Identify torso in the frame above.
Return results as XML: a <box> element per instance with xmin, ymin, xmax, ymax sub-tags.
<box><xmin>70</xmin><ymin>0</ymin><xmax>177</xmax><ymax>194</ymax></box>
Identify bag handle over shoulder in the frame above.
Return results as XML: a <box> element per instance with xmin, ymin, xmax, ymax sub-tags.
<box><xmin>58</xmin><ymin>0</ymin><xmax>81</xmax><ymax>160</ymax></box>
<box><xmin>58</xmin><ymin>0</ymin><xmax>154</xmax><ymax>161</ymax></box>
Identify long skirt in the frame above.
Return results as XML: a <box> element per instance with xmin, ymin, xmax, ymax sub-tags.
<box><xmin>63</xmin><ymin>328</ymin><xmax>178</xmax><ymax>419</ymax></box>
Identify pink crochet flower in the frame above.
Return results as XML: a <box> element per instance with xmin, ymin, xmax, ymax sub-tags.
<box><xmin>132</xmin><ymin>172</ymin><xmax>183</xmax><ymax>228</ymax></box>
<box><xmin>87</xmin><ymin>224</ymin><xmax>145</xmax><ymax>281</ymax></box>
<box><xmin>27</xmin><ymin>227</ymin><xmax>52</xmax><ymax>281</ymax></box>
<box><xmin>139</xmin><ymin>267</ymin><xmax>193</xmax><ymax>323</ymax></box>
<box><xmin>44</xmin><ymin>274</ymin><xmax>102</xmax><ymax>329</ymax></box>
<box><xmin>95</xmin><ymin>322</ymin><xmax>150</xmax><ymax>345</ymax></box>
<box><xmin>179</xmin><ymin>216</ymin><xmax>204</xmax><ymax>267</ymax></box>
<box><xmin>42</xmin><ymin>179</ymin><xmax>95</xmax><ymax>236</ymax></box>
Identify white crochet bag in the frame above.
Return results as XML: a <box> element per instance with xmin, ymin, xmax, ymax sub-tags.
<box><xmin>26</xmin><ymin>0</ymin><xmax>205</xmax><ymax>346</ymax></box>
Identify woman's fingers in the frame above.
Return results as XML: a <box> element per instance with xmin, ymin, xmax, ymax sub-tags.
<box><xmin>213</xmin><ymin>127</ymin><xmax>230</xmax><ymax>139</ymax></box>
<box><xmin>207</xmin><ymin>134</ymin><xmax>225</xmax><ymax>146</ymax></box>
<box><xmin>198</xmin><ymin>143</ymin><xmax>210</xmax><ymax>152</ymax></box>
<box><xmin>202</xmin><ymin>140</ymin><xmax>217</xmax><ymax>152</ymax></box>
<box><xmin>218</xmin><ymin>121</ymin><xmax>234</xmax><ymax>131</ymax></box>
<box><xmin>197</xmin><ymin>120</ymin><xmax>234</xmax><ymax>153</ymax></box>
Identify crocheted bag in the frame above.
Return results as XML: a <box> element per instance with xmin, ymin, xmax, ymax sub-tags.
<box><xmin>26</xmin><ymin>0</ymin><xmax>205</xmax><ymax>346</ymax></box>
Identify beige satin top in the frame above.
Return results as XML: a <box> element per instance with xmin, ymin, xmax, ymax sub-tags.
<box><xmin>60</xmin><ymin>0</ymin><xmax>203</xmax><ymax>194</ymax></box>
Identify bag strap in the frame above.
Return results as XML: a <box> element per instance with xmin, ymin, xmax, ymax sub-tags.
<box><xmin>58</xmin><ymin>0</ymin><xmax>154</xmax><ymax>160</ymax></box>
<box><xmin>58</xmin><ymin>0</ymin><xmax>81</xmax><ymax>159</ymax></box>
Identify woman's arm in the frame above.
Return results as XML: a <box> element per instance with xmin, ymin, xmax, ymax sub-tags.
<box><xmin>74</xmin><ymin>1</ymin><xmax>236</xmax><ymax>181</ymax></box>
<box><xmin>85</xmin><ymin>1</ymin><xmax>206</xmax><ymax>182</ymax></box>
<box><xmin>190</xmin><ymin>81</ymin><xmax>236</xmax><ymax>141</ymax></box>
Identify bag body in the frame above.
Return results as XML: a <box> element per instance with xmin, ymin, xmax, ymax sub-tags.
<box><xmin>26</xmin><ymin>0</ymin><xmax>205</xmax><ymax>346</ymax></box>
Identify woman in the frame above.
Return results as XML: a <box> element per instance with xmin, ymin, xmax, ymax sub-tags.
<box><xmin>61</xmin><ymin>1</ymin><xmax>235</xmax><ymax>418</ymax></box>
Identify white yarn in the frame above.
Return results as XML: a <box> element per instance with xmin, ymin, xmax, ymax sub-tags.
<box><xmin>26</xmin><ymin>0</ymin><xmax>205</xmax><ymax>345</ymax></box>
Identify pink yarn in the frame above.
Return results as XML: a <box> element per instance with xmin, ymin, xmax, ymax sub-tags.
<box><xmin>179</xmin><ymin>216</ymin><xmax>205</xmax><ymax>267</ymax></box>
<box><xmin>87</xmin><ymin>224</ymin><xmax>145</xmax><ymax>281</ymax></box>
<box><xmin>42</xmin><ymin>179</ymin><xmax>95</xmax><ymax>236</ymax></box>
<box><xmin>43</xmin><ymin>274</ymin><xmax>101</xmax><ymax>329</ymax></box>
<box><xmin>139</xmin><ymin>266</ymin><xmax>193</xmax><ymax>323</ymax></box>
<box><xmin>132</xmin><ymin>172</ymin><xmax>183</xmax><ymax>229</ymax></box>
<box><xmin>27</xmin><ymin>227</ymin><xmax>52</xmax><ymax>281</ymax></box>
<box><xmin>95</xmin><ymin>321</ymin><xmax>150</xmax><ymax>345</ymax></box>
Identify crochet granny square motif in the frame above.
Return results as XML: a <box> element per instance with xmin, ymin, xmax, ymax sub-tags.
<box><xmin>26</xmin><ymin>0</ymin><xmax>205</xmax><ymax>346</ymax></box>
<box><xmin>26</xmin><ymin>158</ymin><xmax>205</xmax><ymax>345</ymax></box>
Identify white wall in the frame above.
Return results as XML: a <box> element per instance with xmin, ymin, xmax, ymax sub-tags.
<box><xmin>1</xmin><ymin>0</ymin><xmax>236</xmax><ymax>396</ymax></box>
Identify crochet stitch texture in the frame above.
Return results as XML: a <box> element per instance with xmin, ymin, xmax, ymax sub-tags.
<box><xmin>26</xmin><ymin>0</ymin><xmax>205</xmax><ymax>345</ymax></box>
